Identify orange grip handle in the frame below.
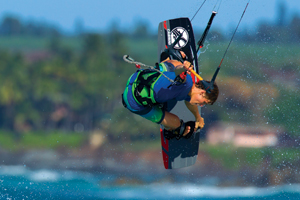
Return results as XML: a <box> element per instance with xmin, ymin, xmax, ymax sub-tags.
<box><xmin>190</xmin><ymin>69</ymin><xmax>203</xmax><ymax>81</ymax></box>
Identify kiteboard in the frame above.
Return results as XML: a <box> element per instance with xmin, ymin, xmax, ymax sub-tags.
<box><xmin>158</xmin><ymin>18</ymin><xmax>201</xmax><ymax>169</ymax></box>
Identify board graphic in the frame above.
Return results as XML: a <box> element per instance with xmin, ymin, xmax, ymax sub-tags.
<box><xmin>158</xmin><ymin>18</ymin><xmax>202</xmax><ymax>169</ymax></box>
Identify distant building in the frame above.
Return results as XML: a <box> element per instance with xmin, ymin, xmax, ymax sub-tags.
<box><xmin>206</xmin><ymin>123</ymin><xmax>282</xmax><ymax>148</ymax></box>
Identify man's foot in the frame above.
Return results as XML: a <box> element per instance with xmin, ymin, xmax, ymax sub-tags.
<box><xmin>163</xmin><ymin>120</ymin><xmax>195</xmax><ymax>140</ymax></box>
<box><xmin>183</xmin><ymin>126</ymin><xmax>191</xmax><ymax>137</ymax></box>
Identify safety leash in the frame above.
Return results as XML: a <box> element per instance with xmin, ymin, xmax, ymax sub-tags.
<box><xmin>123</xmin><ymin>55</ymin><xmax>175</xmax><ymax>84</ymax></box>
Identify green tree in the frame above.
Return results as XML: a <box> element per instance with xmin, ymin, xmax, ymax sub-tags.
<box><xmin>265</xmin><ymin>83</ymin><xmax>300</xmax><ymax>136</ymax></box>
<box><xmin>0</xmin><ymin>51</ymin><xmax>29</xmax><ymax>129</ymax></box>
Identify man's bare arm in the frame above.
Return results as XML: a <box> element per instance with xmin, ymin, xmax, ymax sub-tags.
<box><xmin>185</xmin><ymin>100</ymin><xmax>204</xmax><ymax>129</ymax></box>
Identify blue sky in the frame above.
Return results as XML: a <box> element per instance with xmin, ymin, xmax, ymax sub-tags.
<box><xmin>0</xmin><ymin>0</ymin><xmax>299</xmax><ymax>33</ymax></box>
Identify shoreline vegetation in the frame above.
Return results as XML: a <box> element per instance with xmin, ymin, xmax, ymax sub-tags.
<box><xmin>0</xmin><ymin>130</ymin><xmax>299</xmax><ymax>187</ymax></box>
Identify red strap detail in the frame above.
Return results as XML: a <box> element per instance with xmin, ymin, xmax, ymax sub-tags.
<box><xmin>191</xmin><ymin>73</ymin><xmax>196</xmax><ymax>83</ymax></box>
<box><xmin>135</xmin><ymin>64</ymin><xmax>141</xmax><ymax>69</ymax></box>
<box><xmin>160</xmin><ymin>128</ymin><xmax>170</xmax><ymax>169</ymax></box>
<box><xmin>162</xmin><ymin>151</ymin><xmax>169</xmax><ymax>169</ymax></box>
<box><xmin>179</xmin><ymin>72</ymin><xmax>186</xmax><ymax>80</ymax></box>
<box><xmin>160</xmin><ymin>128</ymin><xmax>169</xmax><ymax>152</ymax></box>
<box><xmin>163</xmin><ymin>21</ymin><xmax>167</xmax><ymax>30</ymax></box>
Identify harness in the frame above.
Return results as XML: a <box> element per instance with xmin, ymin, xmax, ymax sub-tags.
<box><xmin>132</xmin><ymin>69</ymin><xmax>162</xmax><ymax>107</ymax></box>
<box><xmin>122</xmin><ymin>51</ymin><xmax>187</xmax><ymax>109</ymax></box>
<box><xmin>122</xmin><ymin>68</ymin><xmax>166</xmax><ymax>110</ymax></box>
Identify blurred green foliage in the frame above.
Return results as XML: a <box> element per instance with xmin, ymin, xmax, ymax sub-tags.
<box><xmin>0</xmin><ymin>12</ymin><xmax>298</xmax><ymax>143</ymax></box>
<box><xmin>0</xmin><ymin>130</ymin><xmax>85</xmax><ymax>151</ymax></box>
<box><xmin>21</xmin><ymin>131</ymin><xmax>85</xmax><ymax>149</ymax></box>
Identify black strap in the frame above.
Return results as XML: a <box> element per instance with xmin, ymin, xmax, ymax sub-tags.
<box><xmin>121</xmin><ymin>93</ymin><xmax>127</xmax><ymax>108</ymax></box>
<box><xmin>163</xmin><ymin>120</ymin><xmax>201</xmax><ymax>140</ymax></box>
<box><xmin>174</xmin><ymin>120</ymin><xmax>186</xmax><ymax>140</ymax></box>
<box><xmin>134</xmin><ymin>70</ymin><xmax>161</xmax><ymax>107</ymax></box>
<box><xmin>155</xmin><ymin>62</ymin><xmax>160</xmax><ymax>70</ymax></box>
<box><xmin>121</xmin><ymin>93</ymin><xmax>152</xmax><ymax>115</ymax></box>
<box><xmin>164</xmin><ymin>120</ymin><xmax>186</xmax><ymax>140</ymax></box>
<box><xmin>183</xmin><ymin>121</ymin><xmax>197</xmax><ymax>139</ymax></box>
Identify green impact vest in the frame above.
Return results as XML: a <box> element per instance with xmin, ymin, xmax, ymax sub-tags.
<box><xmin>125</xmin><ymin>63</ymin><xmax>168</xmax><ymax>107</ymax></box>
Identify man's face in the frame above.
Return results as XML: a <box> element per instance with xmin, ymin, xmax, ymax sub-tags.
<box><xmin>190</xmin><ymin>91</ymin><xmax>211</xmax><ymax>107</ymax></box>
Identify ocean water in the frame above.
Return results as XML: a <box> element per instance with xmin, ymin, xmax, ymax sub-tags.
<box><xmin>0</xmin><ymin>165</ymin><xmax>300</xmax><ymax>200</ymax></box>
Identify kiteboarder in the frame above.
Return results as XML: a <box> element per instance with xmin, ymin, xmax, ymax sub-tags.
<box><xmin>122</xmin><ymin>51</ymin><xmax>219</xmax><ymax>140</ymax></box>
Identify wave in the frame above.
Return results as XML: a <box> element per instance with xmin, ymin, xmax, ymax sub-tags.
<box><xmin>0</xmin><ymin>165</ymin><xmax>28</xmax><ymax>176</ymax></box>
<box><xmin>0</xmin><ymin>165</ymin><xmax>300</xmax><ymax>199</ymax></box>
<box><xmin>146</xmin><ymin>183</ymin><xmax>300</xmax><ymax>198</ymax></box>
<box><xmin>29</xmin><ymin>169</ymin><xmax>60</xmax><ymax>182</ymax></box>
<box><xmin>0</xmin><ymin>165</ymin><xmax>90</xmax><ymax>183</ymax></box>
<box><xmin>99</xmin><ymin>183</ymin><xmax>300</xmax><ymax>199</ymax></box>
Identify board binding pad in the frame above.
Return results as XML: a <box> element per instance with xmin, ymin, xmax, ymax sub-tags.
<box><xmin>158</xmin><ymin>17</ymin><xmax>201</xmax><ymax>169</ymax></box>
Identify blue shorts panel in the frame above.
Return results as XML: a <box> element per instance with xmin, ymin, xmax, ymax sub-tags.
<box><xmin>139</xmin><ymin>105</ymin><xmax>165</xmax><ymax>124</ymax></box>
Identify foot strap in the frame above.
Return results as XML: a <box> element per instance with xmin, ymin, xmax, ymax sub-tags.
<box><xmin>164</xmin><ymin>120</ymin><xmax>199</xmax><ymax>140</ymax></box>
<box><xmin>164</xmin><ymin>120</ymin><xmax>185</xmax><ymax>140</ymax></box>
